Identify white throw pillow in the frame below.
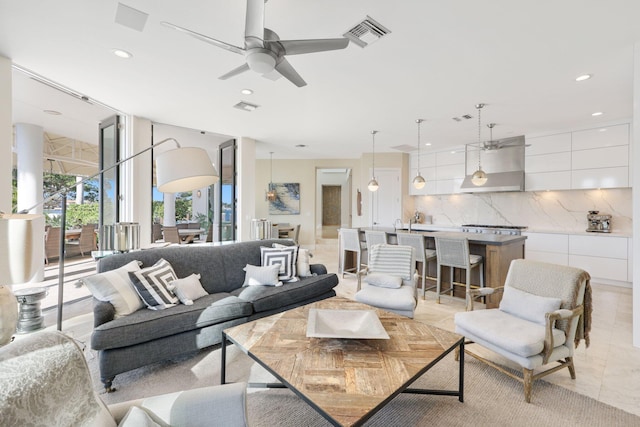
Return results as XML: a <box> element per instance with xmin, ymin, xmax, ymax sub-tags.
<box><xmin>499</xmin><ymin>286</ymin><xmax>563</xmax><ymax>325</ymax></box>
<box><xmin>129</xmin><ymin>258</ymin><xmax>180</xmax><ymax>310</ymax></box>
<box><xmin>167</xmin><ymin>274</ymin><xmax>208</xmax><ymax>305</ymax></box>
<box><xmin>261</xmin><ymin>246</ymin><xmax>297</xmax><ymax>281</ymax></box>
<box><xmin>118</xmin><ymin>406</ymin><xmax>160</xmax><ymax>427</ymax></box>
<box><xmin>273</xmin><ymin>243</ymin><xmax>312</xmax><ymax>277</ymax></box>
<box><xmin>364</xmin><ymin>273</ymin><xmax>403</xmax><ymax>289</ymax></box>
<box><xmin>82</xmin><ymin>260</ymin><xmax>143</xmax><ymax>317</ymax></box>
<box><xmin>243</xmin><ymin>264</ymin><xmax>282</xmax><ymax>286</ymax></box>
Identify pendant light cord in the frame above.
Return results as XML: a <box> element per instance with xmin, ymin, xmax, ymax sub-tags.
<box><xmin>476</xmin><ymin>104</ymin><xmax>484</xmax><ymax>169</ymax></box>
<box><xmin>416</xmin><ymin>119</ymin><xmax>422</xmax><ymax>170</ymax></box>
<box><xmin>371</xmin><ymin>130</ymin><xmax>377</xmax><ymax>176</ymax></box>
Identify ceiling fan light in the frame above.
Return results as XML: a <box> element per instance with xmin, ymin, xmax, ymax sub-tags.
<box><xmin>246</xmin><ymin>49</ymin><xmax>277</xmax><ymax>74</ymax></box>
<box><xmin>368</xmin><ymin>178</ymin><xmax>379</xmax><ymax>192</ymax></box>
<box><xmin>471</xmin><ymin>168</ymin><xmax>488</xmax><ymax>186</ymax></box>
<box><xmin>413</xmin><ymin>173</ymin><xmax>426</xmax><ymax>189</ymax></box>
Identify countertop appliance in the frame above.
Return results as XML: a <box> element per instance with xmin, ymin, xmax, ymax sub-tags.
<box><xmin>586</xmin><ymin>211</ymin><xmax>612</xmax><ymax>233</ymax></box>
<box><xmin>461</xmin><ymin>224</ymin><xmax>528</xmax><ymax>236</ymax></box>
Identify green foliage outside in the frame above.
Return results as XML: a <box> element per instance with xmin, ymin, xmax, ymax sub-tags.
<box><xmin>152</xmin><ymin>192</ymin><xmax>193</xmax><ymax>223</ymax></box>
<box><xmin>45</xmin><ymin>202</ymin><xmax>99</xmax><ymax>228</ymax></box>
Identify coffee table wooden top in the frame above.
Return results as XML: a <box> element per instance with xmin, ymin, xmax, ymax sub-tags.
<box><xmin>224</xmin><ymin>297</ymin><xmax>462</xmax><ymax>427</ymax></box>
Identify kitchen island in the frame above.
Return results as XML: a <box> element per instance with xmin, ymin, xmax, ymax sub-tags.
<box><xmin>349</xmin><ymin>227</ymin><xmax>526</xmax><ymax>308</ymax></box>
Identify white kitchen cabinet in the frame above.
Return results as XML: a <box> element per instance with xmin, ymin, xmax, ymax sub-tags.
<box><xmin>525</xmin><ymin>152</ymin><xmax>571</xmax><ymax>173</ymax></box>
<box><xmin>523</xmin><ymin>232</ymin><xmax>569</xmax><ymax>265</ymax></box>
<box><xmin>525</xmin><ymin>171</ymin><xmax>572</xmax><ymax>191</ymax></box>
<box><xmin>572</xmin><ymin>145</ymin><xmax>629</xmax><ymax>170</ymax></box>
<box><xmin>526</xmin><ymin>133</ymin><xmax>572</xmax><ymax>156</ymax></box>
<box><xmin>435</xmin><ymin>178</ymin><xmax>464</xmax><ymax>195</ymax></box>
<box><xmin>409</xmin><ymin>147</ymin><xmax>465</xmax><ymax>195</ymax></box>
<box><xmin>571</xmin><ymin>166</ymin><xmax>629</xmax><ymax>189</ymax></box>
<box><xmin>568</xmin><ymin>235</ymin><xmax>628</xmax><ymax>259</ymax></box>
<box><xmin>409</xmin><ymin>153</ymin><xmax>436</xmax><ymax>171</ymax></box>
<box><xmin>568</xmin><ymin>255</ymin><xmax>628</xmax><ymax>282</ymax></box>
<box><xmin>436</xmin><ymin>149</ymin><xmax>466</xmax><ymax>166</ymax></box>
<box><xmin>571</xmin><ymin>124</ymin><xmax>629</xmax><ymax>150</ymax></box>
<box><xmin>436</xmin><ymin>163</ymin><xmax>465</xmax><ymax>180</ymax></box>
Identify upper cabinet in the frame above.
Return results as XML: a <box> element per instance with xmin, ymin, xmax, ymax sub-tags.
<box><xmin>525</xmin><ymin>123</ymin><xmax>630</xmax><ymax>191</ymax></box>
<box><xmin>409</xmin><ymin>147</ymin><xmax>465</xmax><ymax>195</ymax></box>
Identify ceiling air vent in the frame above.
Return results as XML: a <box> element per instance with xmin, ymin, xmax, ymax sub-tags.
<box><xmin>343</xmin><ymin>15</ymin><xmax>391</xmax><ymax>48</ymax></box>
<box><xmin>233</xmin><ymin>101</ymin><xmax>259</xmax><ymax>112</ymax></box>
<box><xmin>391</xmin><ymin>144</ymin><xmax>417</xmax><ymax>153</ymax></box>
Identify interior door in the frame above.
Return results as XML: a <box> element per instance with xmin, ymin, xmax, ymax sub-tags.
<box><xmin>322</xmin><ymin>185</ymin><xmax>341</xmax><ymax>226</ymax></box>
<box><xmin>369</xmin><ymin>168</ymin><xmax>401</xmax><ymax>228</ymax></box>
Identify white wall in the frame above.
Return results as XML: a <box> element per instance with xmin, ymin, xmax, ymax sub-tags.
<box><xmin>632</xmin><ymin>41</ymin><xmax>640</xmax><ymax>348</ymax></box>
<box><xmin>0</xmin><ymin>56</ymin><xmax>12</xmax><ymax>213</ymax></box>
<box><xmin>237</xmin><ymin>137</ymin><xmax>256</xmax><ymax>241</ymax></box>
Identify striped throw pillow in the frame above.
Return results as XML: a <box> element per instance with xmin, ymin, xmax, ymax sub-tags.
<box><xmin>368</xmin><ymin>244</ymin><xmax>414</xmax><ymax>281</ymax></box>
<box><xmin>261</xmin><ymin>246</ymin><xmax>297</xmax><ymax>281</ymax></box>
<box><xmin>129</xmin><ymin>258</ymin><xmax>179</xmax><ymax>310</ymax></box>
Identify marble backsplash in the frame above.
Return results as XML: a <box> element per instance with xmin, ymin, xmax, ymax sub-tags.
<box><xmin>409</xmin><ymin>188</ymin><xmax>632</xmax><ymax>234</ymax></box>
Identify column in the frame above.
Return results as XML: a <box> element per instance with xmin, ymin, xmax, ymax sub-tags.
<box><xmin>15</xmin><ymin>123</ymin><xmax>45</xmax><ymax>281</ymax></box>
<box><xmin>75</xmin><ymin>176</ymin><xmax>84</xmax><ymax>205</ymax></box>
<box><xmin>163</xmin><ymin>193</ymin><xmax>176</xmax><ymax>226</ymax></box>
<box><xmin>237</xmin><ymin>137</ymin><xmax>256</xmax><ymax>241</ymax></box>
<box><xmin>0</xmin><ymin>56</ymin><xmax>12</xmax><ymax>213</ymax></box>
<box><xmin>632</xmin><ymin>41</ymin><xmax>640</xmax><ymax>348</ymax></box>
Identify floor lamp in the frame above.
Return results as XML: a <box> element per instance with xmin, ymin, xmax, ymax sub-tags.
<box><xmin>14</xmin><ymin>138</ymin><xmax>219</xmax><ymax>332</ymax></box>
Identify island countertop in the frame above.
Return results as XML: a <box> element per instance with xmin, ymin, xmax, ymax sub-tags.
<box><xmin>361</xmin><ymin>227</ymin><xmax>527</xmax><ymax>246</ymax></box>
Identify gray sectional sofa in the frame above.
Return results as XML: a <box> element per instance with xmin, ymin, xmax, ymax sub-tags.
<box><xmin>91</xmin><ymin>239</ymin><xmax>339</xmax><ymax>391</ymax></box>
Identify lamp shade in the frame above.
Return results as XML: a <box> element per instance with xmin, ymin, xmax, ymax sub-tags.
<box><xmin>156</xmin><ymin>147</ymin><xmax>219</xmax><ymax>193</ymax></box>
<box><xmin>0</xmin><ymin>214</ymin><xmax>44</xmax><ymax>284</ymax></box>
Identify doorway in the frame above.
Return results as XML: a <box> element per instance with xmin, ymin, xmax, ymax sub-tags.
<box><xmin>322</xmin><ymin>185</ymin><xmax>341</xmax><ymax>238</ymax></box>
<box><xmin>369</xmin><ymin>168</ymin><xmax>401</xmax><ymax>228</ymax></box>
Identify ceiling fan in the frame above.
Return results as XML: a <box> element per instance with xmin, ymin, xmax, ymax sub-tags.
<box><xmin>161</xmin><ymin>0</ymin><xmax>350</xmax><ymax>87</ymax></box>
<box><xmin>481</xmin><ymin>124</ymin><xmax>529</xmax><ymax>151</ymax></box>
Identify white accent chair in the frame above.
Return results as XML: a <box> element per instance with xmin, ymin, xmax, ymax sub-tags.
<box><xmin>434</xmin><ymin>236</ymin><xmax>484</xmax><ymax>304</ymax></box>
<box><xmin>355</xmin><ymin>244</ymin><xmax>417</xmax><ymax>318</ymax></box>
<box><xmin>339</xmin><ymin>228</ymin><xmax>365</xmax><ymax>277</ymax></box>
<box><xmin>454</xmin><ymin>259</ymin><xmax>591</xmax><ymax>403</ymax></box>
<box><xmin>396</xmin><ymin>232</ymin><xmax>437</xmax><ymax>299</ymax></box>
<box><xmin>0</xmin><ymin>331</ymin><xmax>248</xmax><ymax>426</ymax></box>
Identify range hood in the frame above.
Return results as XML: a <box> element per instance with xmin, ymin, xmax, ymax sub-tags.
<box><xmin>460</xmin><ymin>136</ymin><xmax>526</xmax><ymax>193</ymax></box>
<box><xmin>460</xmin><ymin>171</ymin><xmax>524</xmax><ymax>192</ymax></box>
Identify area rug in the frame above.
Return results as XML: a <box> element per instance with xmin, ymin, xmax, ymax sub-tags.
<box><xmin>87</xmin><ymin>345</ymin><xmax>639</xmax><ymax>427</ymax></box>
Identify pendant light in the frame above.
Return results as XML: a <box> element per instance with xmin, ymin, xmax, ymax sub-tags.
<box><xmin>412</xmin><ymin>119</ymin><xmax>426</xmax><ymax>189</ymax></box>
<box><xmin>367</xmin><ymin>130</ymin><xmax>379</xmax><ymax>192</ymax></box>
<box><xmin>471</xmin><ymin>103</ymin><xmax>488</xmax><ymax>186</ymax></box>
<box><xmin>266</xmin><ymin>152</ymin><xmax>277</xmax><ymax>201</ymax></box>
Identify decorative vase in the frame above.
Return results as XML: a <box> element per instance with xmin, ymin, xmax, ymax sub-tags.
<box><xmin>0</xmin><ymin>285</ymin><xmax>18</xmax><ymax>346</ymax></box>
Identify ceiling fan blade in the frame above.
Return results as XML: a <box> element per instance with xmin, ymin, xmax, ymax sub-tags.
<box><xmin>161</xmin><ymin>21</ymin><xmax>245</xmax><ymax>55</ymax></box>
<box><xmin>275</xmin><ymin>58</ymin><xmax>306</xmax><ymax>87</ymax></box>
<box><xmin>219</xmin><ymin>63</ymin><xmax>251</xmax><ymax>80</ymax></box>
<box><xmin>245</xmin><ymin>0</ymin><xmax>265</xmax><ymax>49</ymax></box>
<box><xmin>276</xmin><ymin>38</ymin><xmax>349</xmax><ymax>55</ymax></box>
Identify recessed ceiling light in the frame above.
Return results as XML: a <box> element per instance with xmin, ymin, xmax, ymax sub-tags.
<box><xmin>591</xmin><ymin>111</ymin><xmax>603</xmax><ymax>116</ymax></box>
<box><xmin>112</xmin><ymin>49</ymin><xmax>133</xmax><ymax>59</ymax></box>
<box><xmin>575</xmin><ymin>74</ymin><xmax>592</xmax><ymax>82</ymax></box>
<box><xmin>450</xmin><ymin>150</ymin><xmax>456</xmax><ymax>154</ymax></box>
<box><xmin>241</xmin><ymin>88</ymin><xmax>253</xmax><ymax>95</ymax></box>
<box><xmin>599</xmin><ymin>128</ymin><xmax>607</xmax><ymax>132</ymax></box>
<box><xmin>43</xmin><ymin>110</ymin><xmax>61</xmax><ymax>115</ymax></box>
<box><xmin>425</xmin><ymin>143</ymin><xmax>432</xmax><ymax>146</ymax></box>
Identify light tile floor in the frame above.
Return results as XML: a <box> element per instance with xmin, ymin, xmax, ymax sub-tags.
<box><xmin>26</xmin><ymin>238</ymin><xmax>640</xmax><ymax>417</ymax></box>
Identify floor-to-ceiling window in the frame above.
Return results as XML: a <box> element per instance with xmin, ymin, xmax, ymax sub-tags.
<box><xmin>217</xmin><ymin>139</ymin><xmax>236</xmax><ymax>242</ymax></box>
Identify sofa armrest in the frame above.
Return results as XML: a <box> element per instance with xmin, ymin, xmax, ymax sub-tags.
<box><xmin>109</xmin><ymin>382</ymin><xmax>248</xmax><ymax>427</ymax></box>
<box><xmin>542</xmin><ymin>305</ymin><xmax>583</xmax><ymax>364</ymax></box>
<box><xmin>310</xmin><ymin>264</ymin><xmax>327</xmax><ymax>275</ymax></box>
<box><xmin>93</xmin><ymin>298</ymin><xmax>116</xmax><ymax>327</ymax></box>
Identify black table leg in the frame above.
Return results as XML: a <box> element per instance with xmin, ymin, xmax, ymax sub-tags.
<box><xmin>459</xmin><ymin>340</ymin><xmax>464</xmax><ymax>402</ymax></box>
<box><xmin>221</xmin><ymin>332</ymin><xmax>227</xmax><ymax>385</ymax></box>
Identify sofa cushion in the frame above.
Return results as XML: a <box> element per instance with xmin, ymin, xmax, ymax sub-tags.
<box><xmin>231</xmin><ymin>273</ymin><xmax>339</xmax><ymax>313</ymax></box>
<box><xmin>455</xmin><ymin>309</ymin><xmax>566</xmax><ymax>358</ymax></box>
<box><xmin>129</xmin><ymin>259</ymin><xmax>180</xmax><ymax>310</ymax></box>
<box><xmin>92</xmin><ymin>294</ymin><xmax>252</xmax><ymax>350</ymax></box>
<box><xmin>82</xmin><ymin>260</ymin><xmax>143</xmax><ymax>318</ymax></box>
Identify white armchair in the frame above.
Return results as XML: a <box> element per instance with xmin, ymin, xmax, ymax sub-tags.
<box><xmin>0</xmin><ymin>331</ymin><xmax>248</xmax><ymax>427</ymax></box>
<box><xmin>454</xmin><ymin>259</ymin><xmax>591</xmax><ymax>403</ymax></box>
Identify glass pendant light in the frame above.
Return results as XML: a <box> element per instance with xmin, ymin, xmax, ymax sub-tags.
<box><xmin>367</xmin><ymin>130</ymin><xmax>379</xmax><ymax>192</ymax></box>
<box><xmin>266</xmin><ymin>152</ymin><xmax>277</xmax><ymax>201</ymax></box>
<box><xmin>471</xmin><ymin>104</ymin><xmax>488</xmax><ymax>186</ymax></box>
<box><xmin>412</xmin><ymin>119</ymin><xmax>426</xmax><ymax>189</ymax></box>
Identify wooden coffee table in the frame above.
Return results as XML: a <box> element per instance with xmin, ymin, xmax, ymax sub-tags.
<box><xmin>221</xmin><ymin>297</ymin><xmax>464</xmax><ymax>427</ymax></box>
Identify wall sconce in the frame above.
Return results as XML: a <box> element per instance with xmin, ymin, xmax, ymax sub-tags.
<box><xmin>196</xmin><ymin>190</ymin><xmax>202</xmax><ymax>198</ymax></box>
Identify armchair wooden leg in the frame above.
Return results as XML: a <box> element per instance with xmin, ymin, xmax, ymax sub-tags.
<box><xmin>566</xmin><ymin>357</ymin><xmax>576</xmax><ymax>379</ymax></box>
<box><xmin>523</xmin><ymin>368</ymin><xmax>533</xmax><ymax>403</ymax></box>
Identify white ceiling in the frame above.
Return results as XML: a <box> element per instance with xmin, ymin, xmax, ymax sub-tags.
<box><xmin>2</xmin><ymin>0</ymin><xmax>640</xmax><ymax>159</ymax></box>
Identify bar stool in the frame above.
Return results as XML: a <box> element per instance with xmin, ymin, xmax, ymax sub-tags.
<box><xmin>434</xmin><ymin>236</ymin><xmax>484</xmax><ymax>304</ymax></box>
<box><xmin>339</xmin><ymin>228</ymin><xmax>366</xmax><ymax>277</ymax></box>
<box><xmin>364</xmin><ymin>230</ymin><xmax>387</xmax><ymax>263</ymax></box>
<box><xmin>396</xmin><ymin>233</ymin><xmax>437</xmax><ymax>299</ymax></box>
